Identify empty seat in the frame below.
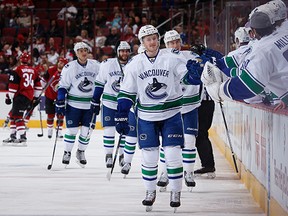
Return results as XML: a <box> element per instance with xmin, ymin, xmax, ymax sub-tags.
<box><xmin>2</xmin><ymin>27</ymin><xmax>16</xmax><ymax>37</ymax></box>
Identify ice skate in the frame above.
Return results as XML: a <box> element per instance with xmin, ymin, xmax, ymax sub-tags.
<box><xmin>142</xmin><ymin>190</ymin><xmax>156</xmax><ymax>212</ymax></box>
<box><xmin>184</xmin><ymin>171</ymin><xmax>196</xmax><ymax>192</ymax></box>
<box><xmin>48</xmin><ymin>128</ymin><xmax>53</xmax><ymax>139</ymax></box>
<box><xmin>194</xmin><ymin>167</ymin><xmax>216</xmax><ymax>179</ymax></box>
<box><xmin>57</xmin><ymin>129</ymin><xmax>63</xmax><ymax>139</ymax></box>
<box><xmin>170</xmin><ymin>191</ymin><xmax>181</xmax><ymax>212</ymax></box>
<box><xmin>62</xmin><ymin>151</ymin><xmax>71</xmax><ymax>167</ymax></box>
<box><xmin>121</xmin><ymin>162</ymin><xmax>131</xmax><ymax>178</ymax></box>
<box><xmin>3</xmin><ymin>133</ymin><xmax>27</xmax><ymax>147</ymax></box>
<box><xmin>76</xmin><ymin>149</ymin><xmax>86</xmax><ymax>168</ymax></box>
<box><xmin>105</xmin><ymin>154</ymin><xmax>113</xmax><ymax>168</ymax></box>
<box><xmin>119</xmin><ymin>154</ymin><xmax>124</xmax><ymax>167</ymax></box>
<box><xmin>157</xmin><ymin>172</ymin><xmax>169</xmax><ymax>192</ymax></box>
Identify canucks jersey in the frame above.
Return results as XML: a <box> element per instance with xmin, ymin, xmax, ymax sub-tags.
<box><xmin>95</xmin><ymin>58</ymin><xmax>125</xmax><ymax>110</ymax></box>
<box><xmin>59</xmin><ymin>59</ymin><xmax>100</xmax><ymax>109</ymax></box>
<box><xmin>223</xmin><ymin>29</ymin><xmax>288</xmax><ymax>105</ymax></box>
<box><xmin>118</xmin><ymin>48</ymin><xmax>188</xmax><ymax>121</ymax></box>
<box><xmin>179</xmin><ymin>50</ymin><xmax>201</xmax><ymax>114</ymax></box>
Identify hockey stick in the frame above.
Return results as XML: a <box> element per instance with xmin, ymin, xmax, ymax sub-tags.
<box><xmin>106</xmin><ymin>133</ymin><xmax>123</xmax><ymax>181</ymax></box>
<box><xmin>24</xmin><ymin>73</ymin><xmax>58</xmax><ymax>120</ymax></box>
<box><xmin>84</xmin><ymin>112</ymin><xmax>96</xmax><ymax>141</ymax></box>
<box><xmin>219</xmin><ymin>102</ymin><xmax>238</xmax><ymax>173</ymax></box>
<box><xmin>37</xmin><ymin>105</ymin><xmax>44</xmax><ymax>137</ymax></box>
<box><xmin>47</xmin><ymin>121</ymin><xmax>60</xmax><ymax>170</ymax></box>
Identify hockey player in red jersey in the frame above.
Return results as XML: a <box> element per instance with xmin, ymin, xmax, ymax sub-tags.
<box><xmin>43</xmin><ymin>57</ymin><xmax>68</xmax><ymax>139</ymax></box>
<box><xmin>3</xmin><ymin>52</ymin><xmax>42</xmax><ymax>145</ymax></box>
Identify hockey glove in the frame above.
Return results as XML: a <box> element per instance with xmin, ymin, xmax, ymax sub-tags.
<box><xmin>114</xmin><ymin>112</ymin><xmax>130</xmax><ymax>135</ymax></box>
<box><xmin>90</xmin><ymin>98</ymin><xmax>100</xmax><ymax>115</ymax></box>
<box><xmin>55</xmin><ymin>100</ymin><xmax>66</xmax><ymax>116</ymax></box>
<box><xmin>5</xmin><ymin>93</ymin><xmax>12</xmax><ymax>105</ymax></box>
<box><xmin>190</xmin><ymin>44</ymin><xmax>206</xmax><ymax>55</ymax></box>
<box><xmin>203</xmin><ymin>48</ymin><xmax>224</xmax><ymax>60</ymax></box>
<box><xmin>186</xmin><ymin>59</ymin><xmax>207</xmax><ymax>83</ymax></box>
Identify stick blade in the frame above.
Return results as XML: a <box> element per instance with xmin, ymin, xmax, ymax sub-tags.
<box><xmin>37</xmin><ymin>134</ymin><xmax>43</xmax><ymax>137</ymax></box>
<box><xmin>106</xmin><ymin>170</ymin><xmax>112</xmax><ymax>181</ymax></box>
<box><xmin>47</xmin><ymin>164</ymin><xmax>52</xmax><ymax>170</ymax></box>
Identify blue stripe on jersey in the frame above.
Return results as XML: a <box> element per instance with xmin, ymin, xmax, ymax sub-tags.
<box><xmin>224</xmin><ymin>76</ymin><xmax>257</xmax><ymax>100</ymax></box>
<box><xmin>92</xmin><ymin>86</ymin><xmax>104</xmax><ymax>103</ymax></box>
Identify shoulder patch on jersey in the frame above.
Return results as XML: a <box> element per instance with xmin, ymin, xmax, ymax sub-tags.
<box><xmin>102</xmin><ymin>59</ymin><xmax>108</xmax><ymax>63</ymax></box>
<box><xmin>65</xmin><ymin>64</ymin><xmax>69</xmax><ymax>68</ymax></box>
<box><xmin>171</xmin><ymin>48</ymin><xmax>180</xmax><ymax>54</ymax></box>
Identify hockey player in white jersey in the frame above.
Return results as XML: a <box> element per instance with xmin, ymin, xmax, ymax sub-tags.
<box><xmin>90</xmin><ymin>41</ymin><xmax>137</xmax><ymax>171</ymax></box>
<box><xmin>56</xmin><ymin>42</ymin><xmax>100</xmax><ymax>167</ymax></box>
<box><xmin>157</xmin><ymin>30</ymin><xmax>201</xmax><ymax>192</ymax></box>
<box><xmin>200</xmin><ymin>10</ymin><xmax>288</xmax><ymax>107</ymax></box>
<box><xmin>114</xmin><ymin>25</ymin><xmax>196</xmax><ymax>212</ymax></box>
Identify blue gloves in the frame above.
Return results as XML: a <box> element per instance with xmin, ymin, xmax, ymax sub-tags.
<box><xmin>90</xmin><ymin>98</ymin><xmax>100</xmax><ymax>115</ymax></box>
<box><xmin>114</xmin><ymin>112</ymin><xmax>130</xmax><ymax>135</ymax></box>
<box><xmin>203</xmin><ymin>48</ymin><xmax>224</xmax><ymax>60</ymax></box>
<box><xmin>56</xmin><ymin>100</ymin><xmax>65</xmax><ymax>116</ymax></box>
<box><xmin>5</xmin><ymin>94</ymin><xmax>12</xmax><ymax>105</ymax></box>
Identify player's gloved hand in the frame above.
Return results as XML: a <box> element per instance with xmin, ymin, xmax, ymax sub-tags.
<box><xmin>55</xmin><ymin>100</ymin><xmax>66</xmax><ymax>116</ymax></box>
<box><xmin>5</xmin><ymin>93</ymin><xmax>12</xmax><ymax>105</ymax></box>
<box><xmin>203</xmin><ymin>48</ymin><xmax>224</xmax><ymax>60</ymax></box>
<box><xmin>31</xmin><ymin>97</ymin><xmax>40</xmax><ymax>108</ymax></box>
<box><xmin>190</xmin><ymin>44</ymin><xmax>206</xmax><ymax>55</ymax></box>
<box><xmin>114</xmin><ymin>112</ymin><xmax>130</xmax><ymax>135</ymax></box>
<box><xmin>90</xmin><ymin>98</ymin><xmax>100</xmax><ymax>115</ymax></box>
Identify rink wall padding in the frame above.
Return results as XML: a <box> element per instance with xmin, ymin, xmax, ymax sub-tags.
<box><xmin>210</xmin><ymin>101</ymin><xmax>288</xmax><ymax>216</ymax></box>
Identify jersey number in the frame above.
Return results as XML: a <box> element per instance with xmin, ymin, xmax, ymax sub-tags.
<box><xmin>23</xmin><ymin>73</ymin><xmax>34</xmax><ymax>87</ymax></box>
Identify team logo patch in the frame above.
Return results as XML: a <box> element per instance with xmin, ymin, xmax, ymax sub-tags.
<box><xmin>104</xmin><ymin>116</ymin><xmax>111</xmax><ymax>121</ymax></box>
<box><xmin>78</xmin><ymin>77</ymin><xmax>93</xmax><ymax>93</ymax></box>
<box><xmin>139</xmin><ymin>133</ymin><xmax>147</xmax><ymax>140</ymax></box>
<box><xmin>111</xmin><ymin>77</ymin><xmax>121</xmax><ymax>92</ymax></box>
<box><xmin>67</xmin><ymin>120</ymin><xmax>73</xmax><ymax>125</ymax></box>
<box><xmin>130</xmin><ymin>125</ymin><xmax>135</xmax><ymax>131</ymax></box>
<box><xmin>145</xmin><ymin>78</ymin><xmax>168</xmax><ymax>99</ymax></box>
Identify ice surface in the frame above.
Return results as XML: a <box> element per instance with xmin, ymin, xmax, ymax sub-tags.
<box><xmin>0</xmin><ymin>128</ymin><xmax>265</xmax><ymax>216</ymax></box>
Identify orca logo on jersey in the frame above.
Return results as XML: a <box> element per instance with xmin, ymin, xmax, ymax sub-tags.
<box><xmin>145</xmin><ymin>78</ymin><xmax>168</xmax><ymax>99</ymax></box>
<box><xmin>111</xmin><ymin>77</ymin><xmax>121</xmax><ymax>92</ymax></box>
<box><xmin>139</xmin><ymin>134</ymin><xmax>147</xmax><ymax>140</ymax></box>
<box><xmin>78</xmin><ymin>77</ymin><xmax>93</xmax><ymax>92</ymax></box>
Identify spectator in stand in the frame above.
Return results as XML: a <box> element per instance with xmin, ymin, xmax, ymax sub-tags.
<box><xmin>111</xmin><ymin>12</ymin><xmax>121</xmax><ymax>29</ymax></box>
<box><xmin>95</xmin><ymin>11</ymin><xmax>107</xmax><ymax>28</ymax></box>
<box><xmin>47</xmin><ymin>47</ymin><xmax>59</xmax><ymax>65</ymax></box>
<box><xmin>46</xmin><ymin>19</ymin><xmax>62</xmax><ymax>38</ymax></box>
<box><xmin>123</xmin><ymin>25</ymin><xmax>136</xmax><ymax>44</ymax></box>
<box><xmin>174</xmin><ymin>25</ymin><xmax>187</xmax><ymax>45</ymax></box>
<box><xmin>124</xmin><ymin>17</ymin><xmax>138</xmax><ymax>35</ymax></box>
<box><xmin>17</xmin><ymin>8</ymin><xmax>32</xmax><ymax>28</ymax></box>
<box><xmin>131</xmin><ymin>44</ymin><xmax>139</xmax><ymax>57</ymax></box>
<box><xmin>80</xmin><ymin>29</ymin><xmax>90</xmax><ymax>44</ymax></box>
<box><xmin>33</xmin><ymin>17</ymin><xmax>45</xmax><ymax>38</ymax></box>
<box><xmin>5</xmin><ymin>8</ymin><xmax>18</xmax><ymax>27</ymax></box>
<box><xmin>78</xmin><ymin>8</ymin><xmax>91</xmax><ymax>31</ymax></box>
<box><xmin>45</xmin><ymin>37</ymin><xmax>60</xmax><ymax>54</ymax></box>
<box><xmin>94</xmin><ymin>30</ymin><xmax>106</xmax><ymax>48</ymax></box>
<box><xmin>12</xmin><ymin>34</ymin><xmax>28</xmax><ymax>52</ymax></box>
<box><xmin>0</xmin><ymin>53</ymin><xmax>9</xmax><ymax>74</ymax></box>
<box><xmin>31</xmin><ymin>37</ymin><xmax>45</xmax><ymax>54</ymax></box>
<box><xmin>66</xmin><ymin>19</ymin><xmax>78</xmax><ymax>38</ymax></box>
<box><xmin>2</xmin><ymin>43</ymin><xmax>12</xmax><ymax>56</ymax></box>
<box><xmin>105</xmin><ymin>27</ymin><xmax>120</xmax><ymax>47</ymax></box>
<box><xmin>57</xmin><ymin>1</ymin><xmax>78</xmax><ymax>20</ymax></box>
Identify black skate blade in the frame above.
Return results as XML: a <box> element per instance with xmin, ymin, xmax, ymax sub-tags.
<box><xmin>145</xmin><ymin>206</ymin><xmax>153</xmax><ymax>212</ymax></box>
<box><xmin>75</xmin><ymin>160</ymin><xmax>85</xmax><ymax>168</ymax></box>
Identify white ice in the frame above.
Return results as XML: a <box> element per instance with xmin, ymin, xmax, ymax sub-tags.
<box><xmin>0</xmin><ymin>128</ymin><xmax>265</xmax><ymax>216</ymax></box>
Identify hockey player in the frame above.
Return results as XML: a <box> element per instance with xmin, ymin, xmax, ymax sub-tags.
<box><xmin>3</xmin><ymin>52</ymin><xmax>42</xmax><ymax>145</ymax></box>
<box><xmin>157</xmin><ymin>30</ymin><xmax>201</xmax><ymax>191</ymax></box>
<box><xmin>90</xmin><ymin>41</ymin><xmax>135</xmax><ymax>169</ymax></box>
<box><xmin>56</xmin><ymin>42</ymin><xmax>100</xmax><ymax>167</ymax></box>
<box><xmin>200</xmin><ymin>11</ymin><xmax>288</xmax><ymax>107</ymax></box>
<box><xmin>43</xmin><ymin>57</ymin><xmax>68</xmax><ymax>139</ymax></box>
<box><xmin>114</xmin><ymin>25</ymin><xmax>193</xmax><ymax>211</ymax></box>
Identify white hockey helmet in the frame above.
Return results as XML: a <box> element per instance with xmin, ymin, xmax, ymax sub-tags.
<box><xmin>117</xmin><ymin>41</ymin><xmax>131</xmax><ymax>56</ymax></box>
<box><xmin>249</xmin><ymin>4</ymin><xmax>277</xmax><ymax>24</ymax></box>
<box><xmin>234</xmin><ymin>27</ymin><xmax>251</xmax><ymax>44</ymax></box>
<box><xmin>138</xmin><ymin>25</ymin><xmax>160</xmax><ymax>43</ymax></box>
<box><xmin>74</xmin><ymin>42</ymin><xmax>90</xmax><ymax>53</ymax></box>
<box><xmin>164</xmin><ymin>30</ymin><xmax>181</xmax><ymax>47</ymax></box>
<box><xmin>267</xmin><ymin>0</ymin><xmax>287</xmax><ymax>21</ymax></box>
